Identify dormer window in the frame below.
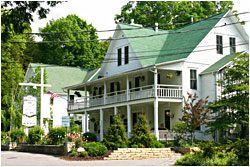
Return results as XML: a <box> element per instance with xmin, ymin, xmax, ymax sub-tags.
<box><xmin>216</xmin><ymin>35</ymin><xmax>223</xmax><ymax>54</ymax></box>
<box><xmin>117</xmin><ymin>48</ymin><xmax>122</xmax><ymax>66</ymax></box>
<box><xmin>125</xmin><ymin>46</ymin><xmax>129</xmax><ymax>64</ymax></box>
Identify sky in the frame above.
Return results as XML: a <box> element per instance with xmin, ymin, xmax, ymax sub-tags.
<box><xmin>31</xmin><ymin>0</ymin><xmax>250</xmax><ymax>40</ymax></box>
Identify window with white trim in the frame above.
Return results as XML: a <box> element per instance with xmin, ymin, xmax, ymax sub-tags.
<box><xmin>190</xmin><ymin>69</ymin><xmax>197</xmax><ymax>89</ymax></box>
<box><xmin>117</xmin><ymin>48</ymin><xmax>122</xmax><ymax>66</ymax></box>
<box><xmin>229</xmin><ymin>37</ymin><xmax>236</xmax><ymax>54</ymax></box>
<box><xmin>216</xmin><ymin>35</ymin><xmax>223</xmax><ymax>54</ymax></box>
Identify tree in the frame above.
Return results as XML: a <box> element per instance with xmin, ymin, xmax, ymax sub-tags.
<box><xmin>103</xmin><ymin>114</ymin><xmax>128</xmax><ymax>150</ymax></box>
<box><xmin>129</xmin><ymin>113</ymin><xmax>156</xmax><ymax>148</ymax></box>
<box><xmin>115</xmin><ymin>1</ymin><xmax>234</xmax><ymax>30</ymax></box>
<box><xmin>1</xmin><ymin>1</ymin><xmax>61</xmax><ymax>41</ymax></box>
<box><xmin>208</xmin><ymin>53</ymin><xmax>249</xmax><ymax>140</ymax></box>
<box><xmin>38</xmin><ymin>15</ymin><xmax>106</xmax><ymax>69</ymax></box>
<box><xmin>180</xmin><ymin>92</ymin><xmax>210</xmax><ymax>145</ymax></box>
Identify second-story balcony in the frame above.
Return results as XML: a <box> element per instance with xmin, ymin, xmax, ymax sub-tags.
<box><xmin>69</xmin><ymin>84</ymin><xmax>182</xmax><ymax>111</ymax></box>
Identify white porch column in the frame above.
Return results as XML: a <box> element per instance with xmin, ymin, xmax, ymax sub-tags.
<box><xmin>104</xmin><ymin>81</ymin><xmax>107</xmax><ymax>105</ymax></box>
<box><xmin>114</xmin><ymin>106</ymin><xmax>117</xmax><ymax>115</ymax></box>
<box><xmin>126</xmin><ymin>75</ymin><xmax>130</xmax><ymax>101</ymax></box>
<box><xmin>84</xmin><ymin>111</ymin><xmax>88</xmax><ymax>133</ymax></box>
<box><xmin>84</xmin><ymin>86</ymin><xmax>87</xmax><ymax>108</ymax></box>
<box><xmin>154</xmin><ymin>99</ymin><xmax>159</xmax><ymax>140</ymax></box>
<box><xmin>154</xmin><ymin>68</ymin><xmax>158</xmax><ymax>97</ymax></box>
<box><xmin>82</xmin><ymin>113</ymin><xmax>85</xmax><ymax>133</ymax></box>
<box><xmin>100</xmin><ymin>108</ymin><xmax>104</xmax><ymax>141</ymax></box>
<box><xmin>127</xmin><ymin>104</ymin><xmax>131</xmax><ymax>138</ymax></box>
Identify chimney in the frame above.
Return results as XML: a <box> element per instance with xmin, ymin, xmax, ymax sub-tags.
<box><xmin>131</xmin><ymin>19</ymin><xmax>134</xmax><ymax>25</ymax></box>
<box><xmin>155</xmin><ymin>22</ymin><xmax>158</xmax><ymax>32</ymax></box>
<box><xmin>191</xmin><ymin>15</ymin><xmax>194</xmax><ymax>24</ymax></box>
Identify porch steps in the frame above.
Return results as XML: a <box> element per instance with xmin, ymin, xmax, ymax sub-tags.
<box><xmin>104</xmin><ymin>148</ymin><xmax>182</xmax><ymax>160</ymax></box>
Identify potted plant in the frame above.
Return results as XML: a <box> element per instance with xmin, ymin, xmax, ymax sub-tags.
<box><xmin>166</xmin><ymin>73</ymin><xmax>173</xmax><ymax>79</ymax></box>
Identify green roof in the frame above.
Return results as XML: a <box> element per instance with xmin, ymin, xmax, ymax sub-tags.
<box><xmin>82</xmin><ymin>68</ymin><xmax>100</xmax><ymax>82</ymax></box>
<box><xmin>29</xmin><ymin>63</ymin><xmax>93</xmax><ymax>93</ymax></box>
<box><xmin>119</xmin><ymin>10</ymin><xmax>228</xmax><ymax>67</ymax></box>
<box><xmin>200</xmin><ymin>53</ymin><xmax>238</xmax><ymax>74</ymax></box>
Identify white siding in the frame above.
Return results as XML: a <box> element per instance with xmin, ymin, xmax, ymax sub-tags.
<box><xmin>200</xmin><ymin>73</ymin><xmax>216</xmax><ymax>102</ymax></box>
<box><xmin>99</xmin><ymin>25</ymin><xmax>142</xmax><ymax>77</ymax></box>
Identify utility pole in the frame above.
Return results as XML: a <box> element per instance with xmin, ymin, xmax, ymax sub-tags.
<box><xmin>19</xmin><ymin>68</ymin><xmax>51</xmax><ymax>128</ymax></box>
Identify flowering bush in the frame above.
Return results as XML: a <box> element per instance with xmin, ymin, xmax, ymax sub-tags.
<box><xmin>48</xmin><ymin>127</ymin><xmax>65</xmax><ymax>145</ymax></box>
<box><xmin>67</xmin><ymin>131</ymin><xmax>81</xmax><ymax>142</ymax></box>
<box><xmin>1</xmin><ymin>131</ymin><xmax>11</xmax><ymax>144</ymax></box>
<box><xmin>29</xmin><ymin>126</ymin><xmax>44</xmax><ymax>144</ymax></box>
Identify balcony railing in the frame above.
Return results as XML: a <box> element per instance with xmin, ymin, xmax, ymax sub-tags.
<box><xmin>68</xmin><ymin>84</ymin><xmax>182</xmax><ymax>111</ymax></box>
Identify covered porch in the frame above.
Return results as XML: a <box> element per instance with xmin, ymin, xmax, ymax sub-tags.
<box><xmin>77</xmin><ymin>100</ymin><xmax>182</xmax><ymax>141</ymax></box>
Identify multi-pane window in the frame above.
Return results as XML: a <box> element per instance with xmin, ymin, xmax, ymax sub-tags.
<box><xmin>216</xmin><ymin>35</ymin><xmax>223</xmax><ymax>54</ymax></box>
<box><xmin>117</xmin><ymin>48</ymin><xmax>122</xmax><ymax>66</ymax></box>
<box><xmin>190</xmin><ymin>69</ymin><xmax>197</xmax><ymax>89</ymax></box>
<box><xmin>125</xmin><ymin>46</ymin><xmax>129</xmax><ymax>64</ymax></box>
<box><xmin>230</xmin><ymin>37</ymin><xmax>236</xmax><ymax>53</ymax></box>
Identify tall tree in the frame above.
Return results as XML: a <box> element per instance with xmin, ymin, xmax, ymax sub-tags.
<box><xmin>180</xmin><ymin>92</ymin><xmax>210</xmax><ymax>145</ymax></box>
<box><xmin>38</xmin><ymin>15</ymin><xmax>106</xmax><ymax>69</ymax></box>
<box><xmin>115</xmin><ymin>1</ymin><xmax>234</xmax><ymax>30</ymax></box>
<box><xmin>1</xmin><ymin>1</ymin><xmax>61</xmax><ymax>41</ymax></box>
<box><xmin>208</xmin><ymin>52</ymin><xmax>249</xmax><ymax>140</ymax></box>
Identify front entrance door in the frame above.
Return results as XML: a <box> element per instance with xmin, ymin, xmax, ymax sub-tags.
<box><xmin>165</xmin><ymin>110</ymin><xmax>171</xmax><ymax>130</ymax></box>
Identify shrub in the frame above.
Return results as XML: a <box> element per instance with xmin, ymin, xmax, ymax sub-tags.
<box><xmin>29</xmin><ymin>126</ymin><xmax>44</xmax><ymax>144</ymax></box>
<box><xmin>10</xmin><ymin>128</ymin><xmax>26</xmax><ymax>142</ymax></box>
<box><xmin>129</xmin><ymin>114</ymin><xmax>156</xmax><ymax>148</ymax></box>
<box><xmin>83</xmin><ymin>142</ymin><xmax>107</xmax><ymax>157</ymax></box>
<box><xmin>83</xmin><ymin>132</ymin><xmax>97</xmax><ymax>142</ymax></box>
<box><xmin>48</xmin><ymin>127</ymin><xmax>65</xmax><ymax>145</ymax></box>
<box><xmin>1</xmin><ymin>131</ymin><xmax>11</xmax><ymax>144</ymax></box>
<box><xmin>39</xmin><ymin>137</ymin><xmax>51</xmax><ymax>145</ymax></box>
<box><xmin>79</xmin><ymin>151</ymin><xmax>88</xmax><ymax>158</ymax></box>
<box><xmin>103</xmin><ymin>114</ymin><xmax>128</xmax><ymax>150</ymax></box>
<box><xmin>131</xmin><ymin>144</ymin><xmax>138</xmax><ymax>148</ymax></box>
<box><xmin>198</xmin><ymin>139</ymin><xmax>217</xmax><ymax>157</ymax></box>
<box><xmin>151</xmin><ymin>141</ymin><xmax>165</xmax><ymax>148</ymax></box>
<box><xmin>226</xmin><ymin>138</ymin><xmax>249</xmax><ymax>161</ymax></box>
<box><xmin>75</xmin><ymin>138</ymin><xmax>83</xmax><ymax>148</ymax></box>
<box><xmin>71</xmin><ymin>151</ymin><xmax>78</xmax><ymax>156</ymax></box>
<box><xmin>71</xmin><ymin>148</ymin><xmax>77</xmax><ymax>153</ymax></box>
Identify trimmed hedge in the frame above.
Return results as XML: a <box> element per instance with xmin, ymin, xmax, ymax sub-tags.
<box><xmin>83</xmin><ymin>142</ymin><xmax>107</xmax><ymax>157</ymax></box>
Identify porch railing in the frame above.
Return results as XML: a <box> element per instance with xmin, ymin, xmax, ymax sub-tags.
<box><xmin>68</xmin><ymin>84</ymin><xmax>182</xmax><ymax>111</ymax></box>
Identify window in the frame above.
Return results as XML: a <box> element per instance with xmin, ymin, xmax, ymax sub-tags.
<box><xmin>98</xmin><ymin>87</ymin><xmax>103</xmax><ymax>98</ymax></box>
<box><xmin>69</xmin><ymin>95</ymin><xmax>74</xmax><ymax>102</ymax></box>
<box><xmin>165</xmin><ymin>110</ymin><xmax>171</xmax><ymax>129</ymax></box>
<box><xmin>117</xmin><ymin>48</ymin><xmax>122</xmax><ymax>66</ymax></box>
<box><xmin>110</xmin><ymin>82</ymin><xmax>115</xmax><ymax>96</ymax></box>
<box><xmin>230</xmin><ymin>37</ymin><xmax>236</xmax><ymax>53</ymax></box>
<box><xmin>125</xmin><ymin>46</ymin><xmax>129</xmax><ymax>64</ymax></box>
<box><xmin>135</xmin><ymin>77</ymin><xmax>140</xmax><ymax>91</ymax></box>
<box><xmin>117</xmin><ymin>82</ymin><xmax>121</xmax><ymax>94</ymax></box>
<box><xmin>190</xmin><ymin>69</ymin><xmax>197</xmax><ymax>89</ymax></box>
<box><xmin>216</xmin><ymin>35</ymin><xmax>223</xmax><ymax>54</ymax></box>
<box><xmin>157</xmin><ymin>74</ymin><xmax>160</xmax><ymax>84</ymax></box>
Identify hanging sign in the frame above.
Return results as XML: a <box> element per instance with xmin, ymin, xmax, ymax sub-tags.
<box><xmin>62</xmin><ymin>116</ymin><xmax>70</xmax><ymax>127</ymax></box>
<box><xmin>22</xmin><ymin>115</ymin><xmax>37</xmax><ymax>127</ymax></box>
<box><xmin>23</xmin><ymin>95</ymin><xmax>37</xmax><ymax>116</ymax></box>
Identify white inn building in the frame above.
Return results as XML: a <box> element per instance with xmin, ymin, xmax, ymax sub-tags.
<box><xmin>62</xmin><ymin>10</ymin><xmax>249</xmax><ymax>141</ymax></box>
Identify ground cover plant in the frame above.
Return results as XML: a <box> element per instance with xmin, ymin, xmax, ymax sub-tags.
<box><xmin>175</xmin><ymin>139</ymin><xmax>249</xmax><ymax>166</ymax></box>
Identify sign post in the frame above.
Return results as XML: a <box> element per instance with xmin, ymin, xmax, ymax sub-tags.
<box><xmin>19</xmin><ymin>68</ymin><xmax>51</xmax><ymax>129</ymax></box>
<box><xmin>62</xmin><ymin>116</ymin><xmax>70</xmax><ymax>154</ymax></box>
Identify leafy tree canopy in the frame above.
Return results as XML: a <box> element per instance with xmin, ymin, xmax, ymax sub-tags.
<box><xmin>115</xmin><ymin>1</ymin><xmax>234</xmax><ymax>30</ymax></box>
<box><xmin>208</xmin><ymin>52</ymin><xmax>249</xmax><ymax>140</ymax></box>
<box><xmin>38</xmin><ymin>14</ymin><xmax>107</xmax><ymax>69</ymax></box>
<box><xmin>1</xmin><ymin>1</ymin><xmax>61</xmax><ymax>41</ymax></box>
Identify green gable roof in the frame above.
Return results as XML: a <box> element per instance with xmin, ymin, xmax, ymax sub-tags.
<box><xmin>200</xmin><ymin>53</ymin><xmax>238</xmax><ymax>74</ymax></box>
<box><xmin>29</xmin><ymin>63</ymin><xmax>92</xmax><ymax>93</ymax></box>
<box><xmin>82</xmin><ymin>68</ymin><xmax>100</xmax><ymax>82</ymax></box>
<box><xmin>119</xmin><ymin>10</ymin><xmax>228</xmax><ymax>67</ymax></box>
